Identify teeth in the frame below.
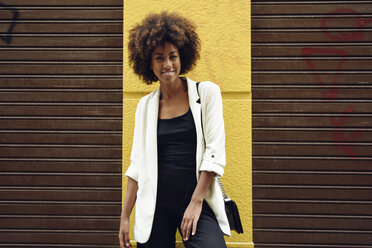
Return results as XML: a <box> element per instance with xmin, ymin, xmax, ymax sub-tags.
<box><xmin>162</xmin><ymin>71</ymin><xmax>175</xmax><ymax>76</ymax></box>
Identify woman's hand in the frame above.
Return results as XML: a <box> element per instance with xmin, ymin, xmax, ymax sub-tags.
<box><xmin>119</xmin><ymin>217</ymin><xmax>132</xmax><ymax>248</ymax></box>
<box><xmin>119</xmin><ymin>178</ymin><xmax>138</xmax><ymax>248</ymax></box>
<box><xmin>181</xmin><ymin>199</ymin><xmax>203</xmax><ymax>241</ymax></box>
<box><xmin>180</xmin><ymin>171</ymin><xmax>216</xmax><ymax>241</ymax></box>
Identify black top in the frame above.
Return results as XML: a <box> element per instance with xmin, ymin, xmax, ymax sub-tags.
<box><xmin>157</xmin><ymin>108</ymin><xmax>197</xmax><ymax>171</ymax></box>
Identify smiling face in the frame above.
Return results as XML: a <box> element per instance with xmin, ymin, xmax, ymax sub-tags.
<box><xmin>151</xmin><ymin>42</ymin><xmax>181</xmax><ymax>84</ymax></box>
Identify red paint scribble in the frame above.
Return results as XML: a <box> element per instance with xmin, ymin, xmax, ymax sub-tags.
<box><xmin>321</xmin><ymin>8</ymin><xmax>372</xmax><ymax>41</ymax></box>
<box><xmin>302</xmin><ymin>8</ymin><xmax>372</xmax><ymax>158</ymax></box>
<box><xmin>302</xmin><ymin>47</ymin><xmax>348</xmax><ymax>100</ymax></box>
<box><xmin>330</xmin><ymin>106</ymin><xmax>363</xmax><ymax>156</ymax></box>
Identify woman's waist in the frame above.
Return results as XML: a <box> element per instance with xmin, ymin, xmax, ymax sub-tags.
<box><xmin>158</xmin><ymin>161</ymin><xmax>196</xmax><ymax>171</ymax></box>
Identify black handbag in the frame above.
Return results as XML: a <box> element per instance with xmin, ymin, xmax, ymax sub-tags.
<box><xmin>217</xmin><ymin>178</ymin><xmax>244</xmax><ymax>234</ymax></box>
<box><xmin>196</xmin><ymin>82</ymin><xmax>244</xmax><ymax>234</ymax></box>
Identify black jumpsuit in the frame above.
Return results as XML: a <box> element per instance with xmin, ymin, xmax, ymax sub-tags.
<box><xmin>137</xmin><ymin>108</ymin><xmax>226</xmax><ymax>248</ymax></box>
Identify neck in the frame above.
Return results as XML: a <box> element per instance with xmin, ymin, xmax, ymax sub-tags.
<box><xmin>159</xmin><ymin>77</ymin><xmax>186</xmax><ymax>100</ymax></box>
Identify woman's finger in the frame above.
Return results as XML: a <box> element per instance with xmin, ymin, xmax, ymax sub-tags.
<box><xmin>181</xmin><ymin>216</ymin><xmax>191</xmax><ymax>240</ymax></box>
<box><xmin>181</xmin><ymin>217</ymin><xmax>187</xmax><ymax>239</ymax></box>
<box><xmin>185</xmin><ymin>220</ymin><xmax>193</xmax><ymax>240</ymax></box>
<box><xmin>124</xmin><ymin>232</ymin><xmax>132</xmax><ymax>248</ymax></box>
<box><xmin>119</xmin><ymin>232</ymin><xmax>124</xmax><ymax>248</ymax></box>
<box><xmin>192</xmin><ymin>217</ymin><xmax>198</xmax><ymax>236</ymax></box>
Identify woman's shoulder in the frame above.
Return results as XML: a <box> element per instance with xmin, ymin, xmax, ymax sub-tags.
<box><xmin>198</xmin><ymin>80</ymin><xmax>221</xmax><ymax>96</ymax></box>
<box><xmin>138</xmin><ymin>88</ymin><xmax>160</xmax><ymax>103</ymax></box>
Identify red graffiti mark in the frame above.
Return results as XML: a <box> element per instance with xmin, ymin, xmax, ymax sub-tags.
<box><xmin>302</xmin><ymin>8</ymin><xmax>370</xmax><ymax>158</ymax></box>
<box><xmin>330</xmin><ymin>106</ymin><xmax>362</xmax><ymax>158</ymax></box>
<box><xmin>333</xmin><ymin>131</ymin><xmax>363</xmax><ymax>157</ymax></box>
<box><xmin>321</xmin><ymin>8</ymin><xmax>372</xmax><ymax>41</ymax></box>
<box><xmin>302</xmin><ymin>47</ymin><xmax>348</xmax><ymax>100</ymax></box>
<box><xmin>329</xmin><ymin>105</ymin><xmax>354</xmax><ymax>127</ymax></box>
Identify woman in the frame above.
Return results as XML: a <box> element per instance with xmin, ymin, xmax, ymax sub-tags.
<box><xmin>119</xmin><ymin>11</ymin><xmax>230</xmax><ymax>248</ymax></box>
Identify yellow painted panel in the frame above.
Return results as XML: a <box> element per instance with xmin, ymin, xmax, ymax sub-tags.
<box><xmin>123</xmin><ymin>0</ymin><xmax>252</xmax><ymax>246</ymax></box>
<box><xmin>223</xmin><ymin>99</ymin><xmax>252</xmax><ymax>243</ymax></box>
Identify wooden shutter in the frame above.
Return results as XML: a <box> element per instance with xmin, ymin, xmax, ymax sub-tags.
<box><xmin>0</xmin><ymin>1</ymin><xmax>123</xmax><ymax>247</ymax></box>
<box><xmin>252</xmin><ymin>1</ymin><xmax>372</xmax><ymax>247</ymax></box>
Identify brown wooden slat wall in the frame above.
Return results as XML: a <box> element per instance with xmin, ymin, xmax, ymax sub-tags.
<box><xmin>252</xmin><ymin>1</ymin><xmax>372</xmax><ymax>247</ymax></box>
<box><xmin>0</xmin><ymin>1</ymin><xmax>122</xmax><ymax>247</ymax></box>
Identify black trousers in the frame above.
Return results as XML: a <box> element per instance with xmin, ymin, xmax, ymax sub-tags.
<box><xmin>137</xmin><ymin>167</ymin><xmax>226</xmax><ymax>248</ymax></box>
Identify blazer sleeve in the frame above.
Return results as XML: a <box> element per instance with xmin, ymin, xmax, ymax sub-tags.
<box><xmin>199</xmin><ymin>82</ymin><xmax>226</xmax><ymax>177</ymax></box>
<box><xmin>124</xmin><ymin>99</ymin><xmax>143</xmax><ymax>182</ymax></box>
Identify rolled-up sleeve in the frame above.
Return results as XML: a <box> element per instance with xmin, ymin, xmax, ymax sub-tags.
<box><xmin>125</xmin><ymin>100</ymin><xmax>143</xmax><ymax>182</ymax></box>
<box><xmin>199</xmin><ymin>82</ymin><xmax>226</xmax><ymax>177</ymax></box>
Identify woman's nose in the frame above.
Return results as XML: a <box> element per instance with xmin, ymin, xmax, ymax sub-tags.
<box><xmin>163</xmin><ymin>59</ymin><xmax>172</xmax><ymax>68</ymax></box>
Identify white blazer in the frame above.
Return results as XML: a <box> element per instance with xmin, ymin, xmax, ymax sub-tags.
<box><xmin>125</xmin><ymin>77</ymin><xmax>231</xmax><ymax>243</ymax></box>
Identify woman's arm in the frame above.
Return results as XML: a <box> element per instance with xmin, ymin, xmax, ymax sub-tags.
<box><xmin>180</xmin><ymin>82</ymin><xmax>227</xmax><ymax>240</ymax></box>
<box><xmin>119</xmin><ymin>177</ymin><xmax>138</xmax><ymax>248</ymax></box>
<box><xmin>199</xmin><ymin>82</ymin><xmax>226</xmax><ymax>177</ymax></box>
<box><xmin>180</xmin><ymin>170</ymin><xmax>215</xmax><ymax>241</ymax></box>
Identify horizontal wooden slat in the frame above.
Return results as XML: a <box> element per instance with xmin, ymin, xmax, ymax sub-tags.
<box><xmin>0</xmin><ymin>245</ymin><xmax>118</xmax><ymax>248</ymax></box>
<box><xmin>0</xmin><ymin>23</ymin><xmax>122</xmax><ymax>34</ymax></box>
<box><xmin>0</xmin><ymin>119</ymin><xmax>121</xmax><ymax>130</ymax></box>
<box><xmin>252</xmin><ymin>46</ymin><xmax>372</xmax><ymax>57</ymax></box>
<box><xmin>0</xmin><ymin>133</ymin><xmax>121</xmax><ymax>144</ymax></box>
<box><xmin>0</xmin><ymin>91</ymin><xmax>122</xmax><ymax>102</ymax></box>
<box><xmin>0</xmin><ymin>161</ymin><xmax>122</xmax><ymax>173</ymax></box>
<box><xmin>0</xmin><ymin>175</ymin><xmax>121</xmax><ymax>186</ymax></box>
<box><xmin>0</xmin><ymin>37</ymin><xmax>122</xmax><ymax>47</ymax></box>
<box><xmin>252</xmin><ymin>74</ymin><xmax>372</xmax><ymax>85</ymax></box>
<box><xmin>253</xmin><ymin>158</ymin><xmax>372</xmax><ymax>171</ymax></box>
<box><xmin>253</xmin><ymin>103</ymin><xmax>372</xmax><ymax>113</ymax></box>
<box><xmin>253</xmin><ymin>231</ymin><xmax>372</xmax><ymax>245</ymax></box>
<box><xmin>0</xmin><ymin>147</ymin><xmax>121</xmax><ymax>158</ymax></box>
<box><xmin>253</xmin><ymin>187</ymin><xmax>372</xmax><ymax>200</ymax></box>
<box><xmin>0</xmin><ymin>105</ymin><xmax>121</xmax><ymax>116</ymax></box>
<box><xmin>1</xmin><ymin>0</ymin><xmax>122</xmax><ymax>6</ymax></box>
<box><xmin>0</xmin><ymin>78</ymin><xmax>123</xmax><ymax>89</ymax></box>
<box><xmin>0</xmin><ymin>218</ymin><xmax>119</xmax><ymax>229</ymax></box>
<box><xmin>253</xmin><ymin>245</ymin><xmax>372</xmax><ymax>248</ymax></box>
<box><xmin>253</xmin><ymin>116</ymin><xmax>372</xmax><ymax>127</ymax></box>
<box><xmin>253</xmin><ymin>202</ymin><xmax>372</xmax><ymax>215</ymax></box>
<box><xmin>0</xmin><ymin>189</ymin><xmax>120</xmax><ymax>201</ymax></box>
<box><xmin>253</xmin><ymin>144</ymin><xmax>371</xmax><ymax>156</ymax></box>
<box><xmin>252</xmin><ymin>32</ymin><xmax>372</xmax><ymax>43</ymax></box>
<box><xmin>0</xmin><ymin>10</ymin><xmax>122</xmax><ymax>20</ymax></box>
<box><xmin>254</xmin><ymin>216</ymin><xmax>372</xmax><ymax>230</ymax></box>
<box><xmin>252</xmin><ymin>17</ymin><xmax>372</xmax><ymax>29</ymax></box>
<box><xmin>253</xmin><ymin>173</ymin><xmax>372</xmax><ymax>185</ymax></box>
<box><xmin>253</xmin><ymin>130</ymin><xmax>372</xmax><ymax>142</ymax></box>
<box><xmin>253</xmin><ymin>60</ymin><xmax>372</xmax><ymax>70</ymax></box>
<box><xmin>253</xmin><ymin>88</ymin><xmax>372</xmax><ymax>99</ymax></box>
<box><xmin>0</xmin><ymin>50</ymin><xmax>123</xmax><ymax>61</ymax></box>
<box><xmin>0</xmin><ymin>232</ymin><xmax>118</xmax><ymax>245</ymax></box>
<box><xmin>252</xmin><ymin>3</ymin><xmax>372</xmax><ymax>15</ymax></box>
<box><xmin>0</xmin><ymin>64</ymin><xmax>122</xmax><ymax>75</ymax></box>
<box><xmin>0</xmin><ymin>203</ymin><xmax>120</xmax><ymax>215</ymax></box>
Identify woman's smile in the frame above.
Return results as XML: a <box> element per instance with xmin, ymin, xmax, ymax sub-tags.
<box><xmin>162</xmin><ymin>70</ymin><xmax>176</xmax><ymax>78</ymax></box>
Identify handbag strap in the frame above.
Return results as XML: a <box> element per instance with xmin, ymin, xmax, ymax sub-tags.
<box><xmin>196</xmin><ymin>82</ymin><xmax>230</xmax><ymax>201</ymax></box>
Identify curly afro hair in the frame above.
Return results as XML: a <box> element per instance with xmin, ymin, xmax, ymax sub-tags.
<box><xmin>128</xmin><ymin>11</ymin><xmax>201</xmax><ymax>84</ymax></box>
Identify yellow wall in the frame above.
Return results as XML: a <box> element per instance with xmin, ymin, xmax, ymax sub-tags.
<box><xmin>123</xmin><ymin>1</ymin><xmax>252</xmax><ymax>247</ymax></box>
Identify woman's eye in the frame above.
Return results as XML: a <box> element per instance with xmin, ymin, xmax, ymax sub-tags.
<box><xmin>170</xmin><ymin>55</ymin><xmax>178</xmax><ymax>59</ymax></box>
<box><xmin>155</xmin><ymin>57</ymin><xmax>163</xmax><ymax>61</ymax></box>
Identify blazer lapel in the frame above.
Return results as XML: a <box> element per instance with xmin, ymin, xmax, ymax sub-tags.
<box><xmin>145</xmin><ymin>88</ymin><xmax>160</xmax><ymax>198</ymax></box>
<box><xmin>186</xmin><ymin>78</ymin><xmax>203</xmax><ymax>179</ymax></box>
